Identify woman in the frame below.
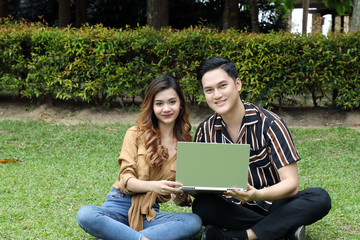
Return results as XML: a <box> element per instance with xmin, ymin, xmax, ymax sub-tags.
<box><xmin>77</xmin><ymin>76</ymin><xmax>202</xmax><ymax>240</ymax></box>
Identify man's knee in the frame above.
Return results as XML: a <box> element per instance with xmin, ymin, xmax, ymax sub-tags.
<box><xmin>302</xmin><ymin>187</ymin><xmax>332</xmax><ymax>217</ymax></box>
<box><xmin>313</xmin><ymin>187</ymin><xmax>331</xmax><ymax>214</ymax></box>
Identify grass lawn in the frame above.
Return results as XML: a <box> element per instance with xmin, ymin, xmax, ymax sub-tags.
<box><xmin>0</xmin><ymin>120</ymin><xmax>359</xmax><ymax>239</ymax></box>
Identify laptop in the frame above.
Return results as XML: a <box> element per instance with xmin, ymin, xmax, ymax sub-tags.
<box><xmin>176</xmin><ymin>142</ymin><xmax>250</xmax><ymax>194</ymax></box>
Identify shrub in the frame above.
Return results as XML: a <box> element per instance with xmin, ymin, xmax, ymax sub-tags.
<box><xmin>1</xmin><ymin>19</ymin><xmax>359</xmax><ymax>110</ymax></box>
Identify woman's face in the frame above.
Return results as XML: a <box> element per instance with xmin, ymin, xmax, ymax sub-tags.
<box><xmin>153</xmin><ymin>88</ymin><xmax>181</xmax><ymax>127</ymax></box>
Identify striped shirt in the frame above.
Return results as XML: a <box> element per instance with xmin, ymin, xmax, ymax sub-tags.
<box><xmin>194</xmin><ymin>102</ymin><xmax>301</xmax><ymax>211</ymax></box>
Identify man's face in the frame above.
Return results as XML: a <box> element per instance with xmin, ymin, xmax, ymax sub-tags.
<box><xmin>201</xmin><ymin>68</ymin><xmax>242</xmax><ymax>116</ymax></box>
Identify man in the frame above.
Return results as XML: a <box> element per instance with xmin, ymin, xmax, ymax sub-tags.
<box><xmin>192</xmin><ymin>56</ymin><xmax>331</xmax><ymax>240</ymax></box>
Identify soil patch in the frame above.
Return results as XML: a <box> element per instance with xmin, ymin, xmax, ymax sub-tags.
<box><xmin>0</xmin><ymin>97</ymin><xmax>359</xmax><ymax>128</ymax></box>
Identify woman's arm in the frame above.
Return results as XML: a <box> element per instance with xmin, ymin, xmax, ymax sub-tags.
<box><xmin>126</xmin><ymin>178</ymin><xmax>183</xmax><ymax>195</ymax></box>
<box><xmin>117</xmin><ymin>127</ymin><xmax>190</xmax><ymax>204</ymax></box>
<box><xmin>127</xmin><ymin>178</ymin><xmax>191</xmax><ymax>206</ymax></box>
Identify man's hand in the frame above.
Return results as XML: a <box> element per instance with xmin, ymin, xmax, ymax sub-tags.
<box><xmin>171</xmin><ymin>192</ymin><xmax>189</xmax><ymax>205</ymax></box>
<box><xmin>224</xmin><ymin>184</ymin><xmax>261</xmax><ymax>203</ymax></box>
<box><xmin>224</xmin><ymin>162</ymin><xmax>300</xmax><ymax>203</ymax></box>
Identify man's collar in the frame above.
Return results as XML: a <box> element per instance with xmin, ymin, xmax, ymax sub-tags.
<box><xmin>242</xmin><ymin>102</ymin><xmax>260</xmax><ymax>126</ymax></box>
<box><xmin>213</xmin><ymin>102</ymin><xmax>259</xmax><ymax>129</ymax></box>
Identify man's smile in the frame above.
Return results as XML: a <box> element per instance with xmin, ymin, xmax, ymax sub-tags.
<box><xmin>215</xmin><ymin>99</ymin><xmax>227</xmax><ymax>106</ymax></box>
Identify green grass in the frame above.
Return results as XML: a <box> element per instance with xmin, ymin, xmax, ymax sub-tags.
<box><xmin>0</xmin><ymin>121</ymin><xmax>359</xmax><ymax>239</ymax></box>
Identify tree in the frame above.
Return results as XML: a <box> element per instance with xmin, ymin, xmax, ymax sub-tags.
<box><xmin>282</xmin><ymin>0</ymin><xmax>353</xmax><ymax>34</ymax></box>
<box><xmin>324</xmin><ymin>0</ymin><xmax>352</xmax><ymax>15</ymax></box>
<box><xmin>350</xmin><ymin>0</ymin><xmax>360</xmax><ymax>32</ymax></box>
<box><xmin>302</xmin><ymin>0</ymin><xmax>309</xmax><ymax>34</ymax></box>
<box><xmin>147</xmin><ymin>0</ymin><xmax>168</xmax><ymax>29</ymax></box>
<box><xmin>250</xmin><ymin>0</ymin><xmax>260</xmax><ymax>32</ymax></box>
<box><xmin>87</xmin><ymin>0</ymin><xmax>146</xmax><ymax>28</ymax></box>
<box><xmin>282</xmin><ymin>0</ymin><xmax>353</xmax><ymax>15</ymax></box>
<box><xmin>239</xmin><ymin>0</ymin><xmax>288</xmax><ymax>33</ymax></box>
<box><xmin>0</xmin><ymin>0</ymin><xmax>8</xmax><ymax>18</ymax></box>
<box><xmin>5</xmin><ymin>0</ymin><xmax>290</xmax><ymax>32</ymax></box>
<box><xmin>59</xmin><ymin>0</ymin><xmax>71</xmax><ymax>27</ymax></box>
<box><xmin>222</xmin><ymin>0</ymin><xmax>287</xmax><ymax>32</ymax></box>
<box><xmin>75</xmin><ymin>0</ymin><xmax>88</xmax><ymax>27</ymax></box>
<box><xmin>168</xmin><ymin>0</ymin><xmax>223</xmax><ymax>29</ymax></box>
<box><xmin>223</xmin><ymin>0</ymin><xmax>240</xmax><ymax>30</ymax></box>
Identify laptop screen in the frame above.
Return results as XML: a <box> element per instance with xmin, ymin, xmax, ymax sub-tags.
<box><xmin>176</xmin><ymin>142</ymin><xmax>250</xmax><ymax>191</ymax></box>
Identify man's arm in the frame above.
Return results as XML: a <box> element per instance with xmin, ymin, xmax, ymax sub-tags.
<box><xmin>225</xmin><ymin>162</ymin><xmax>299</xmax><ymax>202</ymax></box>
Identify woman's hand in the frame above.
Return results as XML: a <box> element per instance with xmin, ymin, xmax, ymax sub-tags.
<box><xmin>150</xmin><ymin>180</ymin><xmax>183</xmax><ymax>196</ymax></box>
<box><xmin>126</xmin><ymin>178</ymin><xmax>183</xmax><ymax>195</ymax></box>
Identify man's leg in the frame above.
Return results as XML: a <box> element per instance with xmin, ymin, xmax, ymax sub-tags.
<box><xmin>252</xmin><ymin>187</ymin><xmax>331</xmax><ymax>240</ymax></box>
<box><xmin>192</xmin><ymin>194</ymin><xmax>264</xmax><ymax>230</ymax></box>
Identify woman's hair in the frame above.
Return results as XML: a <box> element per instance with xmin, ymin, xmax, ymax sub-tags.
<box><xmin>197</xmin><ymin>56</ymin><xmax>238</xmax><ymax>88</ymax></box>
<box><xmin>136</xmin><ymin>76</ymin><xmax>192</xmax><ymax>168</ymax></box>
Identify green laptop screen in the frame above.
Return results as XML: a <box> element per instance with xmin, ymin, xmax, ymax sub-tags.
<box><xmin>176</xmin><ymin>142</ymin><xmax>250</xmax><ymax>189</ymax></box>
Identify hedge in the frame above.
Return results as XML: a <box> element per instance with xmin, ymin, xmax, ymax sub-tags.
<box><xmin>1</xmin><ymin>20</ymin><xmax>359</xmax><ymax>110</ymax></box>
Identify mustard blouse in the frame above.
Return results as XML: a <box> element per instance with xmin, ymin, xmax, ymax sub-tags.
<box><xmin>112</xmin><ymin>126</ymin><xmax>177</xmax><ymax>231</ymax></box>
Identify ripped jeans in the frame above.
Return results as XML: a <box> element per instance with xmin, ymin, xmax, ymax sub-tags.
<box><xmin>77</xmin><ymin>188</ymin><xmax>202</xmax><ymax>240</ymax></box>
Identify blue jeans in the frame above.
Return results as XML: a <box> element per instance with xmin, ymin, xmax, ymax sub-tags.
<box><xmin>77</xmin><ymin>188</ymin><xmax>202</xmax><ymax>240</ymax></box>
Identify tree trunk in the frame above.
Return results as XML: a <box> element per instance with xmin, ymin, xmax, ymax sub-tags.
<box><xmin>0</xmin><ymin>0</ymin><xmax>8</xmax><ymax>18</ymax></box>
<box><xmin>250</xmin><ymin>0</ymin><xmax>260</xmax><ymax>33</ymax></box>
<box><xmin>350</xmin><ymin>0</ymin><xmax>360</xmax><ymax>32</ymax></box>
<box><xmin>75</xmin><ymin>0</ymin><xmax>87</xmax><ymax>27</ymax></box>
<box><xmin>147</xmin><ymin>0</ymin><xmax>168</xmax><ymax>30</ymax></box>
<box><xmin>302</xmin><ymin>0</ymin><xmax>309</xmax><ymax>34</ymax></box>
<box><xmin>331</xmin><ymin>13</ymin><xmax>336</xmax><ymax>32</ymax></box>
<box><xmin>59</xmin><ymin>0</ymin><xmax>71</xmax><ymax>27</ymax></box>
<box><xmin>223</xmin><ymin>0</ymin><xmax>239</xmax><ymax>31</ymax></box>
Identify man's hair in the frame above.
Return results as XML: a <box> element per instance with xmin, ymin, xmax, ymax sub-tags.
<box><xmin>197</xmin><ymin>56</ymin><xmax>239</xmax><ymax>88</ymax></box>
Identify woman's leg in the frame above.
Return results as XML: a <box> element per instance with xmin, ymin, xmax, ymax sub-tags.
<box><xmin>141</xmin><ymin>212</ymin><xmax>202</xmax><ymax>240</ymax></box>
<box><xmin>77</xmin><ymin>188</ymin><xmax>144</xmax><ymax>240</ymax></box>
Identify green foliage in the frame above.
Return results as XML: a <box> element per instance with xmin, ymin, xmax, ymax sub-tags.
<box><xmin>1</xmin><ymin>20</ymin><xmax>360</xmax><ymax>109</ymax></box>
<box><xmin>325</xmin><ymin>0</ymin><xmax>353</xmax><ymax>15</ymax></box>
<box><xmin>281</xmin><ymin>0</ymin><xmax>353</xmax><ymax>16</ymax></box>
